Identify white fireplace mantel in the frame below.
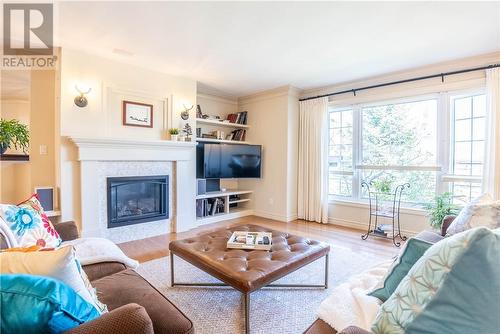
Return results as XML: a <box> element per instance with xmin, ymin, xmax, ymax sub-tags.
<box><xmin>69</xmin><ymin>137</ymin><xmax>196</xmax><ymax>161</ymax></box>
<box><xmin>68</xmin><ymin>136</ymin><xmax>197</xmax><ymax>239</ymax></box>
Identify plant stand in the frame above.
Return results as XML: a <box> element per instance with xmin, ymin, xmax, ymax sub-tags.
<box><xmin>361</xmin><ymin>182</ymin><xmax>410</xmax><ymax>247</ymax></box>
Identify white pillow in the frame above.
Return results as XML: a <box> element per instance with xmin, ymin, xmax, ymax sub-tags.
<box><xmin>0</xmin><ymin>245</ymin><xmax>106</xmax><ymax>313</ymax></box>
<box><xmin>447</xmin><ymin>194</ymin><xmax>500</xmax><ymax>235</ymax></box>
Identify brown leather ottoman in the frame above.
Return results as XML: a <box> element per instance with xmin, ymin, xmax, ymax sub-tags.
<box><xmin>169</xmin><ymin>224</ymin><xmax>330</xmax><ymax>334</ymax></box>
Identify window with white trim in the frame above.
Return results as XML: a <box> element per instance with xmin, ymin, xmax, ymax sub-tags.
<box><xmin>328</xmin><ymin>90</ymin><xmax>487</xmax><ymax>206</ymax></box>
<box><xmin>445</xmin><ymin>93</ymin><xmax>486</xmax><ymax>204</ymax></box>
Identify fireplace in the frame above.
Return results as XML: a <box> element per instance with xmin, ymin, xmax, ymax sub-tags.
<box><xmin>107</xmin><ymin>175</ymin><xmax>169</xmax><ymax>228</ymax></box>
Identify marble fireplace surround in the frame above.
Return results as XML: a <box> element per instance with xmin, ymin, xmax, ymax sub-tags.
<box><xmin>70</xmin><ymin>137</ymin><xmax>197</xmax><ymax>243</ymax></box>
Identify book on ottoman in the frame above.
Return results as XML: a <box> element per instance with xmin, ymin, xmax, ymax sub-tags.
<box><xmin>227</xmin><ymin>231</ymin><xmax>272</xmax><ymax>250</ymax></box>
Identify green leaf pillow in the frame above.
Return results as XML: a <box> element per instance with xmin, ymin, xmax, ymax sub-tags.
<box><xmin>369</xmin><ymin>237</ymin><xmax>432</xmax><ymax>302</ymax></box>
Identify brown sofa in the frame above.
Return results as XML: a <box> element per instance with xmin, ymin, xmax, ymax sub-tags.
<box><xmin>303</xmin><ymin>215</ymin><xmax>457</xmax><ymax>334</ymax></box>
<box><xmin>1</xmin><ymin>221</ymin><xmax>194</xmax><ymax>334</ymax></box>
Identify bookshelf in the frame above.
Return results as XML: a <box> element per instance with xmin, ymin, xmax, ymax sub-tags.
<box><xmin>196</xmin><ymin>138</ymin><xmax>253</xmax><ymax>145</ymax></box>
<box><xmin>197</xmin><ymin>118</ymin><xmax>250</xmax><ymax>129</ymax></box>
<box><xmin>196</xmin><ymin>110</ymin><xmax>249</xmax><ymax>143</ymax></box>
<box><xmin>196</xmin><ymin>190</ymin><xmax>253</xmax><ymax>224</ymax></box>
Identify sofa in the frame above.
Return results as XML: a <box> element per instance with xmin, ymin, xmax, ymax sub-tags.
<box><xmin>303</xmin><ymin>215</ymin><xmax>457</xmax><ymax>334</ymax></box>
<box><xmin>1</xmin><ymin>221</ymin><xmax>194</xmax><ymax>334</ymax></box>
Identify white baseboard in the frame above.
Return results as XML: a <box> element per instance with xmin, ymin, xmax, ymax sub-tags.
<box><xmin>328</xmin><ymin>217</ymin><xmax>419</xmax><ymax>237</ymax></box>
<box><xmin>254</xmin><ymin>210</ymin><xmax>291</xmax><ymax>222</ymax></box>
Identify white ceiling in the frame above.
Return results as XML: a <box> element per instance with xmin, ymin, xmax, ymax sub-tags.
<box><xmin>55</xmin><ymin>1</ymin><xmax>500</xmax><ymax>97</ymax></box>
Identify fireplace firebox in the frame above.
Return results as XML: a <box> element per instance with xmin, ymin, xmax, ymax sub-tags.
<box><xmin>107</xmin><ymin>175</ymin><xmax>169</xmax><ymax>228</ymax></box>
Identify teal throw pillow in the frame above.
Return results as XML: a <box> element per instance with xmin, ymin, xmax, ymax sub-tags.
<box><xmin>369</xmin><ymin>237</ymin><xmax>432</xmax><ymax>302</ymax></box>
<box><xmin>371</xmin><ymin>227</ymin><xmax>500</xmax><ymax>334</ymax></box>
<box><xmin>0</xmin><ymin>274</ymin><xmax>100</xmax><ymax>334</ymax></box>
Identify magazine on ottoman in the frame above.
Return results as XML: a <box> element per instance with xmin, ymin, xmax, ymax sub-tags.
<box><xmin>227</xmin><ymin>231</ymin><xmax>272</xmax><ymax>250</ymax></box>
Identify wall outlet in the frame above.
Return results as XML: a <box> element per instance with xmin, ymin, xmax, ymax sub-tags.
<box><xmin>268</xmin><ymin>198</ymin><xmax>274</xmax><ymax>206</ymax></box>
<box><xmin>39</xmin><ymin>145</ymin><xmax>47</xmax><ymax>155</ymax></box>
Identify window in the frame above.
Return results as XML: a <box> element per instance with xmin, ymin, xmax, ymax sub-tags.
<box><xmin>328</xmin><ymin>90</ymin><xmax>488</xmax><ymax>207</ymax></box>
<box><xmin>446</xmin><ymin>93</ymin><xmax>486</xmax><ymax>203</ymax></box>
<box><xmin>328</xmin><ymin>108</ymin><xmax>353</xmax><ymax>197</ymax></box>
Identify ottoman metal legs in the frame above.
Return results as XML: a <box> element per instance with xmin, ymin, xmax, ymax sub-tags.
<box><xmin>170</xmin><ymin>252</ymin><xmax>329</xmax><ymax>334</ymax></box>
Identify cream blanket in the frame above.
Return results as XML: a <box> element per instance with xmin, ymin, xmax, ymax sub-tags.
<box><xmin>317</xmin><ymin>260</ymin><xmax>393</xmax><ymax>331</ymax></box>
<box><xmin>62</xmin><ymin>237</ymin><xmax>139</xmax><ymax>269</ymax></box>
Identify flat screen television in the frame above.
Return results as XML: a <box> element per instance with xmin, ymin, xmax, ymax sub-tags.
<box><xmin>197</xmin><ymin>143</ymin><xmax>262</xmax><ymax>179</ymax></box>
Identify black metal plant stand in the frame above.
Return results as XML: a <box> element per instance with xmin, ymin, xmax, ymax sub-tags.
<box><xmin>361</xmin><ymin>182</ymin><xmax>409</xmax><ymax>247</ymax></box>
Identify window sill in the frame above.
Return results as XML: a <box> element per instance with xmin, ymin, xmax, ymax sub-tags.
<box><xmin>329</xmin><ymin>198</ymin><xmax>428</xmax><ymax>217</ymax></box>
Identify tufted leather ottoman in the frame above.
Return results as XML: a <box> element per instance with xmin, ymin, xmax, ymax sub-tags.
<box><xmin>169</xmin><ymin>224</ymin><xmax>330</xmax><ymax>334</ymax></box>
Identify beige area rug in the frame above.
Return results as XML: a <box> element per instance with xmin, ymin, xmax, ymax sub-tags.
<box><xmin>137</xmin><ymin>246</ymin><xmax>385</xmax><ymax>334</ymax></box>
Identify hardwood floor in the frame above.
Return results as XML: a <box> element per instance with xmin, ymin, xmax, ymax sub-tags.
<box><xmin>118</xmin><ymin>216</ymin><xmax>401</xmax><ymax>263</ymax></box>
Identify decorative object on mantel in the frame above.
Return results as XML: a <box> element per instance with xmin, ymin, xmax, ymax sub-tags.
<box><xmin>0</xmin><ymin>119</ymin><xmax>29</xmax><ymax>155</ymax></box>
<box><xmin>181</xmin><ymin>104</ymin><xmax>193</xmax><ymax>120</ymax></box>
<box><xmin>74</xmin><ymin>84</ymin><xmax>91</xmax><ymax>108</ymax></box>
<box><xmin>196</xmin><ymin>104</ymin><xmax>203</xmax><ymax>118</ymax></box>
<box><xmin>361</xmin><ymin>181</ymin><xmax>409</xmax><ymax>247</ymax></box>
<box><xmin>183</xmin><ymin>123</ymin><xmax>193</xmax><ymax>141</ymax></box>
<box><xmin>168</xmin><ymin>128</ymin><xmax>180</xmax><ymax>141</ymax></box>
<box><xmin>122</xmin><ymin>100</ymin><xmax>153</xmax><ymax>128</ymax></box>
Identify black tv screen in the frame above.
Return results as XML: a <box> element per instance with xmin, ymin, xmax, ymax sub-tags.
<box><xmin>197</xmin><ymin>143</ymin><xmax>262</xmax><ymax>179</ymax></box>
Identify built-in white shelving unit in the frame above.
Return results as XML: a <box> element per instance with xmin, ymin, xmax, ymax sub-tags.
<box><xmin>196</xmin><ymin>190</ymin><xmax>253</xmax><ymax>224</ymax></box>
<box><xmin>196</xmin><ymin>138</ymin><xmax>253</xmax><ymax>145</ymax></box>
<box><xmin>197</xmin><ymin>118</ymin><xmax>250</xmax><ymax>129</ymax></box>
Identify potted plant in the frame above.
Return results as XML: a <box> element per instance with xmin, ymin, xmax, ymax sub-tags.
<box><xmin>0</xmin><ymin>119</ymin><xmax>30</xmax><ymax>155</ymax></box>
<box><xmin>168</xmin><ymin>128</ymin><xmax>180</xmax><ymax>141</ymax></box>
<box><xmin>425</xmin><ymin>192</ymin><xmax>459</xmax><ymax>230</ymax></box>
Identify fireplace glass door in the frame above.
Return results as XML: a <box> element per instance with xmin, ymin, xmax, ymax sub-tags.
<box><xmin>107</xmin><ymin>176</ymin><xmax>168</xmax><ymax>228</ymax></box>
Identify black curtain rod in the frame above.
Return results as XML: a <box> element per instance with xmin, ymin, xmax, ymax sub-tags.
<box><xmin>299</xmin><ymin>63</ymin><xmax>500</xmax><ymax>102</ymax></box>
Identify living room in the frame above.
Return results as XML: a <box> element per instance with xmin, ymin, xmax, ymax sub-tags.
<box><xmin>1</xmin><ymin>1</ymin><xmax>500</xmax><ymax>334</ymax></box>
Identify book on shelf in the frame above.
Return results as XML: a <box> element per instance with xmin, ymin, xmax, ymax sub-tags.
<box><xmin>230</xmin><ymin>129</ymin><xmax>246</xmax><ymax>141</ymax></box>
<box><xmin>196</xmin><ymin>197</ymin><xmax>226</xmax><ymax>218</ymax></box>
<box><xmin>227</xmin><ymin>231</ymin><xmax>272</xmax><ymax>250</ymax></box>
<box><xmin>226</xmin><ymin>111</ymin><xmax>248</xmax><ymax>125</ymax></box>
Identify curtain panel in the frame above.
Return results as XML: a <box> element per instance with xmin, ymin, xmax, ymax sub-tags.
<box><xmin>298</xmin><ymin>97</ymin><xmax>329</xmax><ymax>223</ymax></box>
<box><xmin>484</xmin><ymin>68</ymin><xmax>500</xmax><ymax>199</ymax></box>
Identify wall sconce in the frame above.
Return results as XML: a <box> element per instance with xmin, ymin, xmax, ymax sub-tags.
<box><xmin>181</xmin><ymin>104</ymin><xmax>193</xmax><ymax>120</ymax></box>
<box><xmin>74</xmin><ymin>84</ymin><xmax>91</xmax><ymax>108</ymax></box>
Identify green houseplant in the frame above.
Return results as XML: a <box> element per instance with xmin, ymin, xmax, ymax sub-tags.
<box><xmin>168</xmin><ymin>128</ymin><xmax>180</xmax><ymax>141</ymax></box>
<box><xmin>0</xmin><ymin>119</ymin><xmax>30</xmax><ymax>155</ymax></box>
<box><xmin>425</xmin><ymin>192</ymin><xmax>459</xmax><ymax>230</ymax></box>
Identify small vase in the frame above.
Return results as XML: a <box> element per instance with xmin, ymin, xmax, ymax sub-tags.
<box><xmin>170</xmin><ymin>134</ymin><xmax>178</xmax><ymax>141</ymax></box>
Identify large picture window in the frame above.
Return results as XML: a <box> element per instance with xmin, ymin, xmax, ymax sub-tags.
<box><xmin>328</xmin><ymin>90</ymin><xmax>487</xmax><ymax>207</ymax></box>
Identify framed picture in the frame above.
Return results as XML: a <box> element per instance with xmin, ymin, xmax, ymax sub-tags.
<box><xmin>122</xmin><ymin>100</ymin><xmax>153</xmax><ymax>128</ymax></box>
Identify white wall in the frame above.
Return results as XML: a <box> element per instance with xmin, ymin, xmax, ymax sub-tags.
<box><xmin>302</xmin><ymin>52</ymin><xmax>500</xmax><ymax>234</ymax></box>
<box><xmin>238</xmin><ymin>86</ymin><xmax>299</xmax><ymax>221</ymax></box>
<box><xmin>59</xmin><ymin>48</ymin><xmax>197</xmax><ymax>228</ymax></box>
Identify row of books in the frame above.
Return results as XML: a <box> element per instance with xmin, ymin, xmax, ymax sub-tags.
<box><xmin>230</xmin><ymin>129</ymin><xmax>246</xmax><ymax>141</ymax></box>
<box><xmin>196</xmin><ymin>198</ymin><xmax>225</xmax><ymax>218</ymax></box>
<box><xmin>226</xmin><ymin>111</ymin><xmax>248</xmax><ymax>125</ymax></box>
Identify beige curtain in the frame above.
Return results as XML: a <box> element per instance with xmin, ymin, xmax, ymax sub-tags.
<box><xmin>298</xmin><ymin>97</ymin><xmax>329</xmax><ymax>223</ymax></box>
<box><xmin>484</xmin><ymin>68</ymin><xmax>500</xmax><ymax>199</ymax></box>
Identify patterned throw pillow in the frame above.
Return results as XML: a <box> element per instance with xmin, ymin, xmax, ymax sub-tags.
<box><xmin>0</xmin><ymin>194</ymin><xmax>61</xmax><ymax>248</ymax></box>
<box><xmin>446</xmin><ymin>194</ymin><xmax>500</xmax><ymax>235</ymax></box>
<box><xmin>371</xmin><ymin>227</ymin><xmax>500</xmax><ymax>334</ymax></box>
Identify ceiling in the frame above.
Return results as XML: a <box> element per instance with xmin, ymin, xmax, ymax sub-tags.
<box><xmin>54</xmin><ymin>2</ymin><xmax>500</xmax><ymax>97</ymax></box>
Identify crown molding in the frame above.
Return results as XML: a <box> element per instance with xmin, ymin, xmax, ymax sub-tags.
<box><xmin>197</xmin><ymin>93</ymin><xmax>238</xmax><ymax>106</ymax></box>
<box><xmin>238</xmin><ymin>85</ymin><xmax>301</xmax><ymax>104</ymax></box>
